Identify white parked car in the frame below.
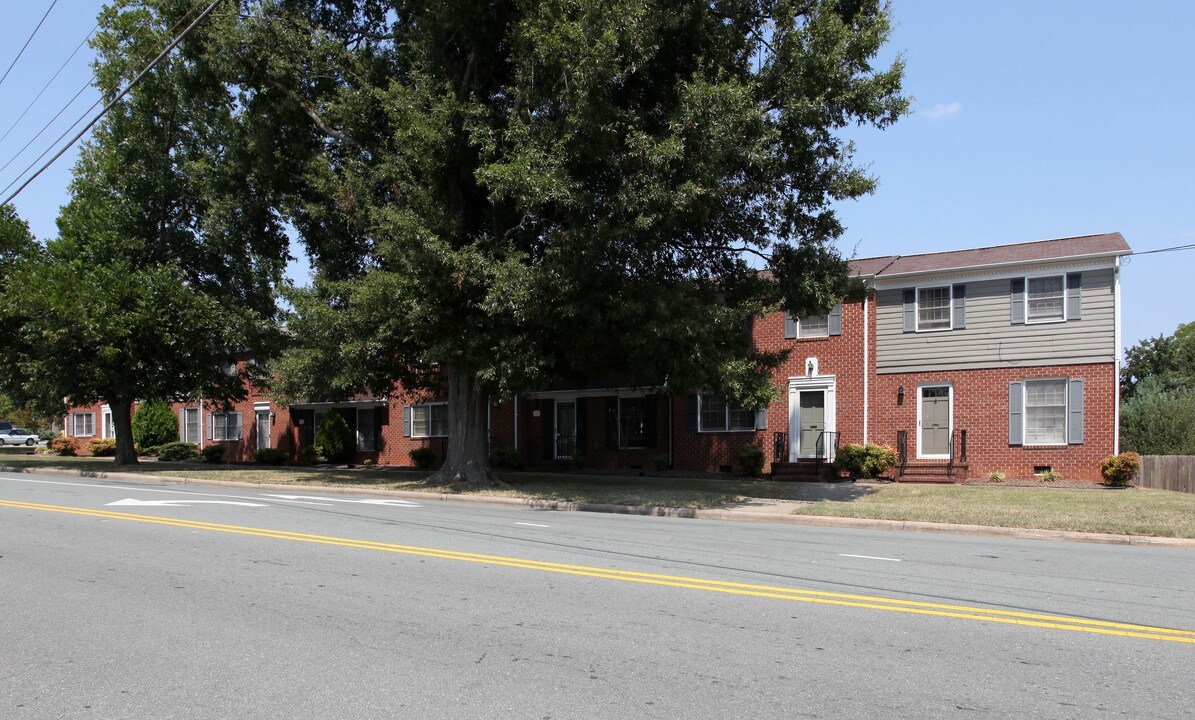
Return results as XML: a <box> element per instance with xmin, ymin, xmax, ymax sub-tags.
<box><xmin>0</xmin><ymin>428</ymin><xmax>41</xmax><ymax>446</ymax></box>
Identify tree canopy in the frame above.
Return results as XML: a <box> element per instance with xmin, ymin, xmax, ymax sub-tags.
<box><xmin>1120</xmin><ymin>323</ymin><xmax>1195</xmax><ymax>455</ymax></box>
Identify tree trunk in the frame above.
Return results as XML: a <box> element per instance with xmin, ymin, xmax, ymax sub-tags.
<box><xmin>423</xmin><ymin>366</ymin><xmax>502</xmax><ymax>487</ymax></box>
<box><xmin>110</xmin><ymin>399</ymin><xmax>138</xmax><ymax>465</ymax></box>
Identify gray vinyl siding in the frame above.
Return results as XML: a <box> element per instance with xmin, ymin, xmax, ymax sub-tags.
<box><xmin>875</xmin><ymin>268</ymin><xmax>1116</xmax><ymax>373</ymax></box>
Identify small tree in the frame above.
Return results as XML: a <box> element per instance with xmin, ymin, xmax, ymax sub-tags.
<box><xmin>131</xmin><ymin>399</ymin><xmax>178</xmax><ymax>449</ymax></box>
<box><xmin>315</xmin><ymin>412</ymin><xmax>355</xmax><ymax>463</ymax></box>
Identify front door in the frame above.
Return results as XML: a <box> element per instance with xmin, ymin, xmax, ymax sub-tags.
<box><xmin>256</xmin><ymin>410</ymin><xmax>271</xmax><ymax>450</ymax></box>
<box><xmin>798</xmin><ymin>391</ymin><xmax>826</xmax><ymax>457</ymax></box>
<box><xmin>555</xmin><ymin>400</ymin><xmax>576</xmax><ymax>459</ymax></box>
<box><xmin>919</xmin><ymin>386</ymin><xmax>951</xmax><ymax>457</ymax></box>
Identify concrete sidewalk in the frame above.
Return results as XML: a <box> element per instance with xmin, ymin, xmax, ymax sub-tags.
<box><xmin>3</xmin><ymin>464</ymin><xmax>1192</xmax><ymax>548</ymax></box>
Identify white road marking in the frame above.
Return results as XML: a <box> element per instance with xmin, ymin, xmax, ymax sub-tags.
<box><xmin>107</xmin><ymin>498</ymin><xmax>267</xmax><ymax>508</ymax></box>
<box><xmin>261</xmin><ymin>494</ymin><xmax>421</xmax><ymax>508</ymax></box>
<box><xmin>270</xmin><ymin>500</ymin><xmax>334</xmax><ymax>506</ymax></box>
<box><xmin>839</xmin><ymin>553</ymin><xmax>902</xmax><ymax>562</ymax></box>
<box><xmin>515</xmin><ymin>522</ymin><xmax>550</xmax><ymax>528</ymax></box>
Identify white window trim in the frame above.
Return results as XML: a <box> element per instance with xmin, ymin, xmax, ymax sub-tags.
<box><xmin>101</xmin><ymin>405</ymin><xmax>114</xmax><ymax>439</ymax></box>
<box><xmin>696</xmin><ymin>394</ymin><xmax>760</xmax><ymax>433</ymax></box>
<box><xmin>181</xmin><ymin>407</ymin><xmax>202</xmax><ymax>446</ymax></box>
<box><xmin>796</xmin><ymin>313</ymin><xmax>830</xmax><ymax>339</ymax></box>
<box><xmin>71</xmin><ymin>412</ymin><xmax>95</xmax><ymax>437</ymax></box>
<box><xmin>211</xmin><ymin>412</ymin><xmax>242</xmax><ymax>442</ymax></box>
<box><xmin>915</xmin><ymin>382</ymin><xmax>954</xmax><ymax>460</ymax></box>
<box><xmin>915</xmin><ymin>284</ymin><xmax>953</xmax><ymax>333</ymax></box>
<box><xmin>1024</xmin><ymin>273</ymin><xmax>1067</xmax><ymax>325</ymax></box>
<box><xmin>411</xmin><ymin>402</ymin><xmax>449</xmax><ymax>438</ymax></box>
<box><xmin>1023</xmin><ymin>377</ymin><xmax>1069</xmax><ymax>446</ymax></box>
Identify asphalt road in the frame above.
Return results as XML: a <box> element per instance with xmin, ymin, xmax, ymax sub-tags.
<box><xmin>1</xmin><ymin>472</ymin><xmax>1192</xmax><ymax>719</ymax></box>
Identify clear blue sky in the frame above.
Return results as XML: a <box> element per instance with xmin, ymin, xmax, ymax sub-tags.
<box><xmin>1</xmin><ymin>1</ymin><xmax>1191</xmax><ymax>349</ymax></box>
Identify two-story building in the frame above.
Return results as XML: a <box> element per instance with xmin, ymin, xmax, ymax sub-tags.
<box><xmin>63</xmin><ymin>233</ymin><xmax>1130</xmax><ymax>482</ymax></box>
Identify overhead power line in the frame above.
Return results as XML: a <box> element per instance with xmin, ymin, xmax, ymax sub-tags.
<box><xmin>1</xmin><ymin>0</ymin><xmax>224</xmax><ymax>206</ymax></box>
<box><xmin>0</xmin><ymin>0</ymin><xmax>60</xmax><ymax>89</ymax></box>
<box><xmin>0</xmin><ymin>24</ymin><xmax>98</xmax><ymax>146</ymax></box>
<box><xmin>1132</xmin><ymin>243</ymin><xmax>1195</xmax><ymax>256</ymax></box>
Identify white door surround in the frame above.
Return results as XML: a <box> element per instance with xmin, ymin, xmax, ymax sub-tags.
<box><xmin>916</xmin><ymin>383</ymin><xmax>953</xmax><ymax>460</ymax></box>
<box><xmin>787</xmin><ymin>375</ymin><xmax>837</xmax><ymax>462</ymax></box>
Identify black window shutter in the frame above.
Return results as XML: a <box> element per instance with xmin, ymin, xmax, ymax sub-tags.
<box><xmin>606</xmin><ymin>397</ymin><xmax>619</xmax><ymax>449</ymax></box>
<box><xmin>542</xmin><ymin>401</ymin><xmax>555</xmax><ymax>460</ymax></box>
<box><xmin>1010</xmin><ymin>279</ymin><xmax>1026</xmax><ymax>324</ymax></box>
<box><xmin>902</xmin><ymin>290</ymin><xmax>916</xmax><ymax>332</ymax></box>
<box><xmin>783</xmin><ymin>312</ymin><xmax>796</xmax><ymax>340</ymax></box>
<box><xmin>1068</xmin><ymin>379</ymin><xmax>1085</xmax><ymax>444</ymax></box>
<box><xmin>828</xmin><ymin>304</ymin><xmax>842</xmax><ymax>336</ymax></box>
<box><xmin>952</xmin><ymin>284</ymin><xmax>966</xmax><ymax>329</ymax></box>
<box><xmin>1008</xmin><ymin>382</ymin><xmax>1024</xmax><ymax>445</ymax></box>
<box><xmin>643</xmin><ymin>396</ymin><xmax>657</xmax><ymax>448</ymax></box>
<box><xmin>402</xmin><ymin>406</ymin><xmax>411</xmax><ymax>437</ymax></box>
<box><xmin>1066</xmin><ymin>273</ymin><xmax>1082</xmax><ymax>320</ymax></box>
<box><xmin>575</xmin><ymin>397</ymin><xmax>588</xmax><ymax>453</ymax></box>
<box><xmin>685</xmin><ymin>394</ymin><xmax>698</xmax><ymax>431</ymax></box>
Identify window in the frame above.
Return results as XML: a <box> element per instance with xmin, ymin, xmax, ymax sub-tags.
<box><xmin>698</xmin><ymin>394</ymin><xmax>759</xmax><ymax>432</ymax></box>
<box><xmin>797</xmin><ymin>313</ymin><xmax>829</xmax><ymax>338</ymax></box>
<box><xmin>1027</xmin><ymin>275</ymin><xmax>1065</xmax><ymax>322</ymax></box>
<box><xmin>619</xmin><ymin>397</ymin><xmax>646</xmax><ymax>448</ymax></box>
<box><xmin>71</xmin><ymin>413</ymin><xmax>95</xmax><ymax>437</ymax></box>
<box><xmin>357</xmin><ymin>408</ymin><xmax>376</xmax><ymax>451</ymax></box>
<box><xmin>102</xmin><ymin>407</ymin><xmax>114</xmax><ymax>439</ymax></box>
<box><xmin>212</xmin><ymin>412</ymin><xmax>242</xmax><ymax>441</ymax></box>
<box><xmin>917</xmin><ymin>287</ymin><xmax>952</xmax><ymax>331</ymax></box>
<box><xmin>412</xmin><ymin>403</ymin><xmax>448</xmax><ymax>438</ymax></box>
<box><xmin>181</xmin><ymin>408</ymin><xmax>201</xmax><ymax>444</ymax></box>
<box><xmin>1024</xmin><ymin>380</ymin><xmax>1066</xmax><ymax>445</ymax></box>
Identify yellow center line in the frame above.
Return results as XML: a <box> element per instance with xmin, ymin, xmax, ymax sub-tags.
<box><xmin>4</xmin><ymin>499</ymin><xmax>1193</xmax><ymax>645</ymax></box>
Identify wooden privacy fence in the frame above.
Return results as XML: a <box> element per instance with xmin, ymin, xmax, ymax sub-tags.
<box><xmin>1137</xmin><ymin>455</ymin><xmax>1195</xmax><ymax>494</ymax></box>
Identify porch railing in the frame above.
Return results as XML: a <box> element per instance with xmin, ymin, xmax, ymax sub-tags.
<box><xmin>772</xmin><ymin>432</ymin><xmax>787</xmax><ymax>462</ymax></box>
<box><xmin>947</xmin><ymin>429</ymin><xmax>968</xmax><ymax>477</ymax></box>
<box><xmin>896</xmin><ymin>430</ymin><xmax>908</xmax><ymax>476</ymax></box>
<box><xmin>816</xmin><ymin>431</ymin><xmax>839</xmax><ymax>463</ymax></box>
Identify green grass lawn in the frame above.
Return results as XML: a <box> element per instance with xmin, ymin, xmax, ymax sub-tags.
<box><xmin>3</xmin><ymin>453</ymin><xmax>1192</xmax><ymax>538</ymax></box>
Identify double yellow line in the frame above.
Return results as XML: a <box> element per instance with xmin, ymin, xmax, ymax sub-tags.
<box><xmin>4</xmin><ymin>498</ymin><xmax>1194</xmax><ymax>645</ymax></box>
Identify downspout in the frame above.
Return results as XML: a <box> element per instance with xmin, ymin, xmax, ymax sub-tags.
<box><xmin>863</xmin><ymin>286</ymin><xmax>870</xmax><ymax>444</ymax></box>
<box><xmin>1113</xmin><ymin>256</ymin><xmax>1122</xmax><ymax>455</ymax></box>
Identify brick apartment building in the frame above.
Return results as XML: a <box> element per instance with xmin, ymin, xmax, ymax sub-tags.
<box><xmin>64</xmin><ymin>233</ymin><xmax>1130</xmax><ymax>482</ymax></box>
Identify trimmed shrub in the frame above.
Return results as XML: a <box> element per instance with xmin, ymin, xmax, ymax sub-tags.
<box><xmin>201</xmin><ymin>444</ymin><xmax>225</xmax><ymax>463</ymax></box>
<box><xmin>156</xmin><ymin>442</ymin><xmax>198</xmax><ymax>461</ymax></box>
<box><xmin>315</xmin><ymin>411</ymin><xmax>355</xmax><ymax>463</ymax></box>
<box><xmin>48</xmin><ymin>436</ymin><xmax>79</xmax><ymax>456</ymax></box>
<box><xmin>739</xmin><ymin>444</ymin><xmax>765</xmax><ymax>477</ymax></box>
<box><xmin>1038</xmin><ymin>469</ymin><xmax>1059</xmax><ymax>482</ymax></box>
<box><xmin>833</xmin><ymin>443</ymin><xmax>898</xmax><ymax>479</ymax></box>
<box><xmin>132</xmin><ymin>399</ymin><xmax>179</xmax><ymax>449</ymax></box>
<box><xmin>87</xmin><ymin>438</ymin><xmax>117</xmax><ymax>457</ymax></box>
<box><xmin>299</xmin><ymin>445</ymin><xmax>318</xmax><ymax>464</ymax></box>
<box><xmin>488</xmin><ymin>447</ymin><xmax>523</xmax><ymax>470</ymax></box>
<box><xmin>652</xmin><ymin>453</ymin><xmax>670</xmax><ymax>471</ymax></box>
<box><xmin>409</xmin><ymin>447</ymin><xmax>437</xmax><ymax>469</ymax></box>
<box><xmin>1100</xmin><ymin>452</ymin><xmax>1140</xmax><ymax>487</ymax></box>
<box><xmin>987</xmin><ymin>471</ymin><xmax>1005</xmax><ymax>483</ymax></box>
<box><xmin>255</xmin><ymin>448</ymin><xmax>288</xmax><ymax>465</ymax></box>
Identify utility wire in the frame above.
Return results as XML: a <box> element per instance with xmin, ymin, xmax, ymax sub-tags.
<box><xmin>1</xmin><ymin>0</ymin><xmax>223</xmax><ymax>205</ymax></box>
<box><xmin>1132</xmin><ymin>243</ymin><xmax>1195</xmax><ymax>256</ymax></box>
<box><xmin>0</xmin><ymin>24</ymin><xmax>98</xmax><ymax>146</ymax></box>
<box><xmin>0</xmin><ymin>0</ymin><xmax>59</xmax><ymax>89</ymax></box>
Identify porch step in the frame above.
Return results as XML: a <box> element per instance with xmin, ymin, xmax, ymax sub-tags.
<box><xmin>771</xmin><ymin>460</ymin><xmax>835</xmax><ymax>482</ymax></box>
<box><xmin>895</xmin><ymin>462</ymin><xmax>968</xmax><ymax>483</ymax></box>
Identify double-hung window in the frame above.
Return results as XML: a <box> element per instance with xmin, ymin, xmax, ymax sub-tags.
<box><xmin>1024</xmin><ymin>380</ymin><xmax>1066</xmax><ymax>445</ymax></box>
<box><xmin>797</xmin><ymin>313</ymin><xmax>829</xmax><ymax>338</ymax></box>
<box><xmin>698</xmin><ymin>394</ymin><xmax>759</xmax><ymax>432</ymax></box>
<box><xmin>411</xmin><ymin>403</ymin><xmax>448</xmax><ymax>438</ymax></box>
<box><xmin>1027</xmin><ymin>275</ymin><xmax>1065</xmax><ymax>322</ymax></box>
<box><xmin>917</xmin><ymin>287</ymin><xmax>952</xmax><ymax>331</ymax></box>
<box><xmin>71</xmin><ymin>412</ymin><xmax>95</xmax><ymax>437</ymax></box>
<box><xmin>618</xmin><ymin>397</ymin><xmax>646</xmax><ymax>448</ymax></box>
<box><xmin>211</xmin><ymin>412</ymin><xmax>242</xmax><ymax>441</ymax></box>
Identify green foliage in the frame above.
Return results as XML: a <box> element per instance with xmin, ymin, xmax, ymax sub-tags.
<box><xmin>1038</xmin><ymin>469</ymin><xmax>1059</xmax><ymax>483</ymax></box>
<box><xmin>315</xmin><ymin>412</ymin><xmax>355</xmax><ymax>463</ymax></box>
<box><xmin>87</xmin><ymin>438</ymin><xmax>117</xmax><ymax>457</ymax></box>
<box><xmin>0</xmin><ymin>391</ymin><xmax>56</xmax><ymax>436</ymax></box>
<box><xmin>652</xmin><ymin>453</ymin><xmax>670</xmax><ymax>471</ymax></box>
<box><xmin>1121</xmin><ymin>322</ymin><xmax>1195</xmax><ymax>400</ymax></box>
<box><xmin>987</xmin><ymin>471</ymin><xmax>1006</xmax><ymax>483</ymax></box>
<box><xmin>201</xmin><ymin>444</ymin><xmax>226</xmax><ymax>463</ymax></box>
<box><xmin>299</xmin><ymin>445</ymin><xmax>318</xmax><ymax>464</ymax></box>
<box><xmin>488</xmin><ymin>447</ymin><xmax>523</xmax><ymax>470</ymax></box>
<box><xmin>48</xmin><ymin>436</ymin><xmax>79</xmax><ymax>456</ymax></box>
<box><xmin>156</xmin><ymin>442</ymin><xmax>198</xmax><ymax>462</ymax></box>
<box><xmin>833</xmin><ymin>443</ymin><xmax>898</xmax><ymax>479</ymax></box>
<box><xmin>409</xmin><ymin>447</ymin><xmax>437</xmax><ymax>470</ymax></box>
<box><xmin>738</xmin><ymin>444</ymin><xmax>765</xmax><ymax>477</ymax></box>
<box><xmin>132</xmin><ymin>399</ymin><xmax>178</xmax><ymax>449</ymax></box>
<box><xmin>254</xmin><ymin>448</ymin><xmax>288</xmax><ymax>465</ymax></box>
<box><xmin>1120</xmin><ymin>378</ymin><xmax>1195</xmax><ymax>455</ymax></box>
<box><xmin>1100</xmin><ymin>452</ymin><xmax>1140</xmax><ymax>487</ymax></box>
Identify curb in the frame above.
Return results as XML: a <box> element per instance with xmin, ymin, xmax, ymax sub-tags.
<box><xmin>3</xmin><ymin>464</ymin><xmax>1192</xmax><ymax>548</ymax></box>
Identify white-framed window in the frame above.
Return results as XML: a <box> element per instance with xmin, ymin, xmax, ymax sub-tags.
<box><xmin>71</xmin><ymin>412</ymin><xmax>95</xmax><ymax>437</ymax></box>
<box><xmin>101</xmin><ymin>406</ymin><xmax>115</xmax><ymax>439</ymax></box>
<box><xmin>412</xmin><ymin>403</ymin><xmax>448</xmax><ymax>438</ymax></box>
<box><xmin>357</xmin><ymin>408</ymin><xmax>376</xmax><ymax>451</ymax></box>
<box><xmin>618</xmin><ymin>397</ymin><xmax>646</xmax><ymax>448</ymax></box>
<box><xmin>1026</xmin><ymin>275</ymin><xmax>1065</xmax><ymax>323</ymax></box>
<box><xmin>917</xmin><ymin>286</ymin><xmax>952</xmax><ymax>331</ymax></box>
<box><xmin>797</xmin><ymin>313</ymin><xmax>829</xmax><ymax>338</ymax></box>
<box><xmin>211</xmin><ymin>412</ymin><xmax>242</xmax><ymax>441</ymax></box>
<box><xmin>181</xmin><ymin>407</ymin><xmax>202</xmax><ymax>444</ymax></box>
<box><xmin>698</xmin><ymin>394</ymin><xmax>759</xmax><ymax>432</ymax></box>
<box><xmin>1024</xmin><ymin>379</ymin><xmax>1067</xmax><ymax>445</ymax></box>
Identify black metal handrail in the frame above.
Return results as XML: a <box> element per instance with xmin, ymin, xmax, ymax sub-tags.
<box><xmin>815</xmin><ymin>431</ymin><xmax>839</xmax><ymax>463</ymax></box>
<box><xmin>947</xmin><ymin>428</ymin><xmax>968</xmax><ymax>477</ymax></box>
<box><xmin>773</xmin><ymin>431</ymin><xmax>787</xmax><ymax>462</ymax></box>
<box><xmin>555</xmin><ymin>434</ymin><xmax>577</xmax><ymax>459</ymax></box>
<box><xmin>896</xmin><ymin>430</ymin><xmax>908</xmax><ymax>476</ymax></box>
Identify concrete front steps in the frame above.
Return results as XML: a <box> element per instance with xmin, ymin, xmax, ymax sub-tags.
<box><xmin>770</xmin><ymin>460</ymin><xmax>837</xmax><ymax>482</ymax></box>
<box><xmin>894</xmin><ymin>461</ymin><xmax>969</xmax><ymax>484</ymax></box>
